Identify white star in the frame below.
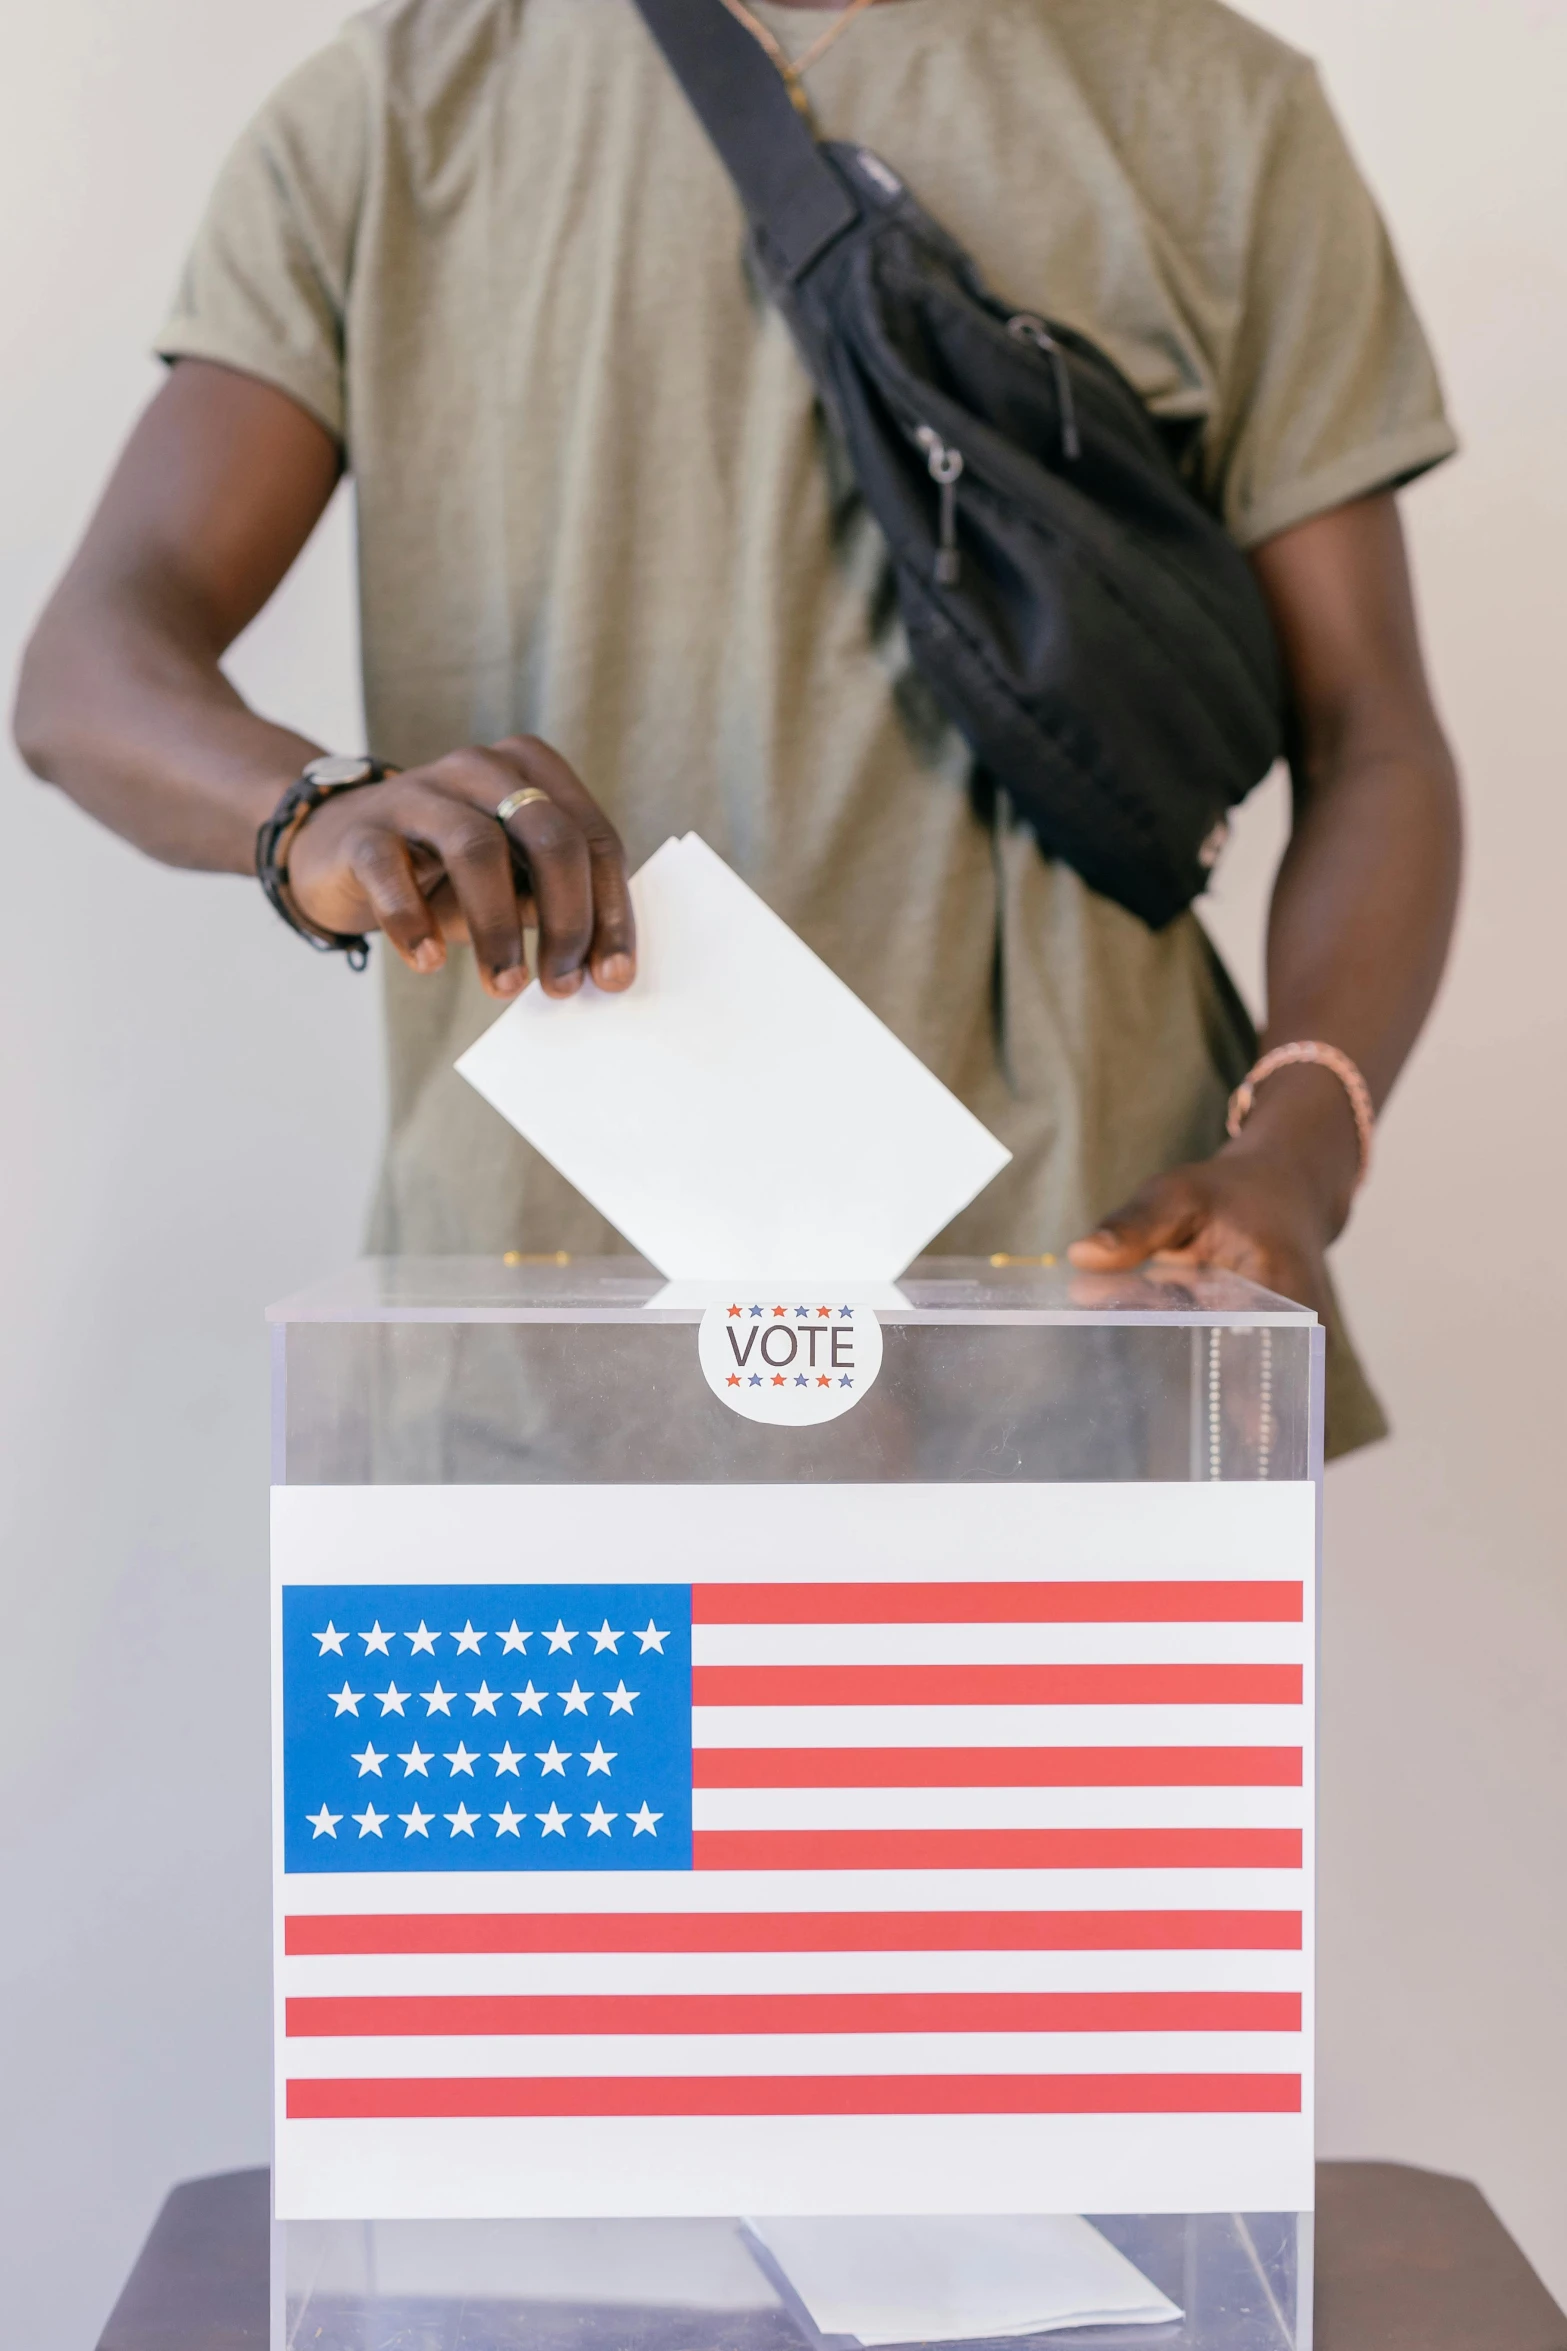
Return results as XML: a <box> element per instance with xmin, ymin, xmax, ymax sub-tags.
<box><xmin>375</xmin><ymin>1683</ymin><xmax>409</xmax><ymax>1716</ymax></box>
<box><xmin>350</xmin><ymin>1743</ymin><xmax>387</xmax><ymax>1777</ymax></box>
<box><xmin>559</xmin><ymin>1680</ymin><xmax>591</xmax><ymax>1715</ymax></box>
<box><xmin>497</xmin><ymin>1620</ymin><xmax>530</xmax><ymax>1653</ymax></box>
<box><xmin>513</xmin><ymin>1682</ymin><xmax>545</xmax><ymax>1715</ymax></box>
<box><xmin>445</xmin><ymin>1802</ymin><xmax>479</xmax><ymax>1837</ymax></box>
<box><xmin>397</xmin><ymin>1742</ymin><xmax>433</xmax><ymax>1777</ymax></box>
<box><xmin>352</xmin><ymin>1803</ymin><xmax>387</xmax><ymax>1838</ymax></box>
<box><xmin>629</xmin><ymin>1801</ymin><xmax>663</xmax><ymax>1837</ymax></box>
<box><xmin>582</xmin><ymin>1802</ymin><xmax>616</xmax><ymax>1836</ymax></box>
<box><xmin>467</xmin><ymin>1681</ymin><xmax>501</xmax><ymax>1716</ymax></box>
<box><xmin>306</xmin><ymin>1803</ymin><xmax>341</xmax><ymax>1838</ymax></box>
<box><xmin>491</xmin><ymin>1802</ymin><xmax>525</xmax><ymax>1836</ymax></box>
<box><xmin>405</xmin><ymin>1620</ymin><xmax>439</xmax><ymax>1655</ymax></box>
<box><xmin>422</xmin><ymin>1683</ymin><xmax>454</xmax><ymax>1715</ymax></box>
<box><xmin>313</xmin><ymin>1622</ymin><xmax>347</xmax><ymax>1657</ymax></box>
<box><xmin>590</xmin><ymin>1619</ymin><xmax>623</xmax><ymax>1653</ymax></box>
<box><xmin>489</xmin><ymin>1742</ymin><xmax>524</xmax><ymax>1776</ymax></box>
<box><xmin>536</xmin><ymin>1802</ymin><xmax>569</xmax><ymax>1836</ymax></box>
<box><xmin>604</xmin><ymin>1681</ymin><xmax>639</xmax><ymax>1715</ymax></box>
<box><xmin>535</xmin><ymin>1741</ymin><xmax>569</xmax><ymax>1776</ymax></box>
<box><xmin>400</xmin><ymin>1803</ymin><xmax>432</xmax><ymax>1837</ymax></box>
<box><xmin>581</xmin><ymin>1741</ymin><xmax>616</xmax><ymax>1776</ymax></box>
<box><xmin>359</xmin><ymin>1620</ymin><xmax>393</xmax><ymax>1655</ymax></box>
<box><xmin>444</xmin><ymin>1742</ymin><xmax>479</xmax><ymax>1776</ymax></box>
<box><xmin>452</xmin><ymin>1620</ymin><xmax>485</xmax><ymax>1655</ymax></box>
<box><xmin>545</xmin><ymin>1620</ymin><xmax>577</xmax><ymax>1653</ymax></box>
<box><xmin>635</xmin><ymin>1620</ymin><xmax>669</xmax><ymax>1655</ymax></box>
<box><xmin>329</xmin><ymin>1683</ymin><xmax>363</xmax><ymax>1717</ymax></box>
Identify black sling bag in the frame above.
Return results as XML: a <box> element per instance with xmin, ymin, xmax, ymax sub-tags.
<box><xmin>630</xmin><ymin>0</ymin><xmax>1287</xmax><ymax>929</ymax></box>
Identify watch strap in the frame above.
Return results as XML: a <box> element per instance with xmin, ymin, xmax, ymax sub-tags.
<box><xmin>255</xmin><ymin>756</ymin><xmax>389</xmax><ymax>970</ymax></box>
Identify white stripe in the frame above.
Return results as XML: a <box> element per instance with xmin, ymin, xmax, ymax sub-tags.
<box><xmin>281</xmin><ymin>1867</ymin><xmax>1305</xmax><ymax>1913</ymax></box>
<box><xmin>693</xmin><ymin>1705</ymin><xmax>1303</xmax><ymax>1748</ymax></box>
<box><xmin>694</xmin><ymin>1623</ymin><xmax>1304</xmax><ymax>1667</ymax></box>
<box><xmin>691</xmin><ymin>1786</ymin><xmax>1303</xmax><ymax>1832</ymax></box>
<box><xmin>282</xmin><ymin>1948</ymin><xmax>1307</xmax><ymax>1998</ymax></box>
<box><xmin>283</xmin><ymin>2030</ymin><xmax>1304</xmax><ymax>2077</ymax></box>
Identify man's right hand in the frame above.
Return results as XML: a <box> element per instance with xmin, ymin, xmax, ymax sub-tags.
<box><xmin>288</xmin><ymin>733</ymin><xmax>636</xmax><ymax>1000</ymax></box>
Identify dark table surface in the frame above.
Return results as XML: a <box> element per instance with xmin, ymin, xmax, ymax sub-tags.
<box><xmin>98</xmin><ymin>2162</ymin><xmax>1566</xmax><ymax>2351</ymax></box>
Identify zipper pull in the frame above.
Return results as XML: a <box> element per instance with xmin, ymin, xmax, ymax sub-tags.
<box><xmin>915</xmin><ymin>425</ymin><xmax>965</xmax><ymax>587</ymax></box>
<box><xmin>1007</xmin><ymin>313</ymin><xmax>1082</xmax><ymax>462</ymax></box>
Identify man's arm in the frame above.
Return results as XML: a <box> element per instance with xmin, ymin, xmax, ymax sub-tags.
<box><xmin>1069</xmin><ymin>491</ymin><xmax>1462</xmax><ymax>1312</ymax></box>
<box><xmin>13</xmin><ymin>359</ymin><xmax>635</xmax><ymax>1000</ymax></box>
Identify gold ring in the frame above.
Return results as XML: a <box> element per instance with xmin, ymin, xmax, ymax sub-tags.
<box><xmin>495</xmin><ymin>785</ymin><xmax>551</xmax><ymax>824</ymax></box>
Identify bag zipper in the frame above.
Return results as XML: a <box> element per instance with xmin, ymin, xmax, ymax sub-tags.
<box><xmin>1006</xmin><ymin>313</ymin><xmax>1082</xmax><ymax>461</ymax></box>
<box><xmin>914</xmin><ymin>424</ymin><xmax>965</xmax><ymax>586</ymax></box>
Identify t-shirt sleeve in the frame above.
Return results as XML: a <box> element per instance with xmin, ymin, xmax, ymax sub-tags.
<box><xmin>155</xmin><ymin>34</ymin><xmax>368</xmax><ymax>442</ymax></box>
<box><xmin>1205</xmin><ymin>61</ymin><xmax>1457</xmax><ymax>549</ymax></box>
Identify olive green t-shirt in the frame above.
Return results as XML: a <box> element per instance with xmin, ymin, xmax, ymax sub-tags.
<box><xmin>158</xmin><ymin>0</ymin><xmax>1455</xmax><ymax>1449</ymax></box>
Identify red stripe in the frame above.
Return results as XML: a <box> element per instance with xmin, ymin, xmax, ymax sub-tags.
<box><xmin>692</xmin><ymin>1828</ymin><xmax>1301</xmax><ymax>1871</ymax></box>
<box><xmin>694</xmin><ymin>1583</ymin><xmax>1302</xmax><ymax>1625</ymax></box>
<box><xmin>286</xmin><ymin>1910</ymin><xmax>1302</xmax><ymax>1957</ymax></box>
<box><xmin>288</xmin><ymin>2072</ymin><xmax>1301</xmax><ymax>2119</ymax></box>
<box><xmin>287</xmin><ymin>1990</ymin><xmax>1301</xmax><ymax>2038</ymax></box>
<box><xmin>693</xmin><ymin>1746</ymin><xmax>1302</xmax><ymax>1789</ymax></box>
<box><xmin>693</xmin><ymin>1665</ymin><xmax>1301</xmax><ymax>1707</ymax></box>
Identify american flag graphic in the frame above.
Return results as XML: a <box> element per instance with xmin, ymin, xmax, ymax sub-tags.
<box><xmin>275</xmin><ymin>1481</ymin><xmax>1312</xmax><ymax>2217</ymax></box>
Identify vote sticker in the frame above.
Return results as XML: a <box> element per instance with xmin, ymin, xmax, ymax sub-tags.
<box><xmin>698</xmin><ymin>1301</ymin><xmax>884</xmax><ymax>1424</ymax></box>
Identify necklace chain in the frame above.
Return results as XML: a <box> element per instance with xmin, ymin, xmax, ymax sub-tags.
<box><xmin>717</xmin><ymin>0</ymin><xmax>882</xmax><ymax>109</ymax></box>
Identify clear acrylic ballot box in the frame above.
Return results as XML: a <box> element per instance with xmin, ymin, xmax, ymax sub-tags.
<box><xmin>269</xmin><ymin>1256</ymin><xmax>1321</xmax><ymax>2350</ymax></box>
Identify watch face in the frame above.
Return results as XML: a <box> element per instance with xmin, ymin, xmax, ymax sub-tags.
<box><xmin>303</xmin><ymin>754</ymin><xmax>376</xmax><ymax>788</ymax></box>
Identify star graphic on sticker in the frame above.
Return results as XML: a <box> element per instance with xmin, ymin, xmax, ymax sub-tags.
<box><xmin>727</xmin><ymin>1305</ymin><xmax>742</xmax><ymax>1318</ymax></box>
<box><xmin>445</xmin><ymin>1803</ymin><xmax>479</xmax><ymax>1837</ymax></box>
<box><xmin>545</xmin><ymin>1620</ymin><xmax>577</xmax><ymax>1654</ymax></box>
<box><xmin>489</xmin><ymin>1742</ymin><xmax>524</xmax><ymax>1775</ymax></box>
<box><xmin>794</xmin><ymin>1306</ymin><xmax>810</xmax><ymax>1320</ymax></box>
<box><xmin>397</xmin><ymin>1743</ymin><xmax>433</xmax><ymax>1776</ymax></box>
<box><xmin>306</xmin><ymin>1804</ymin><xmax>341</xmax><ymax>1839</ymax></box>
<box><xmin>375</xmin><ymin>1683</ymin><xmax>410</xmax><ymax>1716</ymax></box>
<box><xmin>422</xmin><ymin>1683</ymin><xmax>454</xmax><ymax>1716</ymax></box>
<box><xmin>839</xmin><ymin>1306</ymin><xmax>854</xmax><ymax>1318</ymax></box>
<box><xmin>513</xmin><ymin>1682</ymin><xmax>545</xmax><ymax>1716</ymax></box>
<box><xmin>359</xmin><ymin>1621</ymin><xmax>393</xmax><ymax>1655</ymax></box>
<box><xmin>635</xmin><ymin>1620</ymin><xmax>668</xmax><ymax>1654</ymax></box>
<box><xmin>352</xmin><ymin>1803</ymin><xmax>387</xmax><ymax>1838</ymax></box>
<box><xmin>748</xmin><ymin>1305</ymin><xmax>763</xmax><ymax>1317</ymax></box>
<box><xmin>582</xmin><ymin>1802</ymin><xmax>616</xmax><ymax>1836</ymax></box>
<box><xmin>605</xmin><ymin>1681</ymin><xmax>639</xmax><ymax>1716</ymax></box>
<box><xmin>467</xmin><ymin>1681</ymin><xmax>501</xmax><ymax>1715</ymax></box>
<box><xmin>590</xmin><ymin>1620</ymin><xmax>622</xmax><ymax>1653</ymax></box>
<box><xmin>726</xmin><ymin>1373</ymin><xmax>741</xmax><ymax>1387</ymax></box>
<box><xmin>350</xmin><ymin>1743</ymin><xmax>387</xmax><ymax>1778</ymax></box>
<box><xmin>491</xmin><ymin>1802</ymin><xmax>525</xmax><ymax>1836</ymax></box>
<box><xmin>581</xmin><ymin>1741</ymin><xmax>616</xmax><ymax>1776</ymax></box>
<box><xmin>313</xmin><ymin>1622</ymin><xmax>346</xmax><ymax>1656</ymax></box>
<box><xmin>452</xmin><ymin>1620</ymin><xmax>486</xmax><ymax>1655</ymax></box>
<box><xmin>559</xmin><ymin>1680</ymin><xmax>591</xmax><ymax>1716</ymax></box>
<box><xmin>772</xmin><ymin>1373</ymin><xmax>786</xmax><ymax>1386</ymax></box>
<box><xmin>444</xmin><ymin>1743</ymin><xmax>479</xmax><ymax>1776</ymax></box>
<box><xmin>748</xmin><ymin>1373</ymin><xmax>763</xmax><ymax>1387</ymax></box>
<box><xmin>536</xmin><ymin>1802</ymin><xmax>569</xmax><ymax>1836</ymax></box>
<box><xmin>772</xmin><ymin>1305</ymin><xmax>787</xmax><ymax>1317</ymax></box>
<box><xmin>535</xmin><ymin>1741</ymin><xmax>569</xmax><ymax>1776</ymax></box>
<box><xmin>405</xmin><ymin>1620</ymin><xmax>439</xmax><ymax>1655</ymax></box>
<box><xmin>794</xmin><ymin>1373</ymin><xmax>809</xmax><ymax>1387</ymax></box>
<box><xmin>818</xmin><ymin>1306</ymin><xmax>832</xmax><ymax>1318</ymax></box>
<box><xmin>839</xmin><ymin>1374</ymin><xmax>854</xmax><ymax>1387</ymax></box>
<box><xmin>629</xmin><ymin>1801</ymin><xmax>662</xmax><ymax>1837</ymax></box>
<box><xmin>497</xmin><ymin>1621</ymin><xmax>530</xmax><ymax>1654</ymax></box>
<box><xmin>400</xmin><ymin>1803</ymin><xmax>432</xmax><ymax>1837</ymax></box>
<box><xmin>329</xmin><ymin>1683</ymin><xmax>363</xmax><ymax>1717</ymax></box>
<box><xmin>817</xmin><ymin>1374</ymin><xmax>831</xmax><ymax>1387</ymax></box>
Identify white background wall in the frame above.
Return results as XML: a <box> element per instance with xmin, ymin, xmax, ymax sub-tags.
<box><xmin>0</xmin><ymin>2</ymin><xmax>1562</xmax><ymax>2342</ymax></box>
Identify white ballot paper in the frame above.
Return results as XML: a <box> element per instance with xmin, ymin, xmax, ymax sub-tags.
<box><xmin>744</xmin><ymin>2215</ymin><xmax>1182</xmax><ymax>2342</ymax></box>
<box><xmin>456</xmin><ymin>832</ymin><xmax>1010</xmax><ymax>1286</ymax></box>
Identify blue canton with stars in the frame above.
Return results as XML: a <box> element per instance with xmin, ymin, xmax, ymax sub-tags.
<box><xmin>282</xmin><ymin>1585</ymin><xmax>691</xmax><ymax>1874</ymax></box>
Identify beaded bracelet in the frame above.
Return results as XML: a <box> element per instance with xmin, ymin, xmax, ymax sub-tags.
<box><xmin>1225</xmin><ymin>1040</ymin><xmax>1375</xmax><ymax>1190</ymax></box>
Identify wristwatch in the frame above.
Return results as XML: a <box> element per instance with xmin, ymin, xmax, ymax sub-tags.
<box><xmin>255</xmin><ymin>754</ymin><xmax>390</xmax><ymax>970</ymax></box>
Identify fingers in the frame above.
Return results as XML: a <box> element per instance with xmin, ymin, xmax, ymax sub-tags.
<box><xmin>350</xmin><ymin>829</ymin><xmax>446</xmax><ymax>975</ymax></box>
<box><xmin>1067</xmin><ymin>1175</ymin><xmax>1205</xmax><ymax>1270</ymax></box>
<box><xmin>489</xmin><ymin>737</ymin><xmax>637</xmax><ymax>993</ymax></box>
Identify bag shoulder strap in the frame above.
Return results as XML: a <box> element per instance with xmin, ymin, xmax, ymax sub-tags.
<box><xmin>629</xmin><ymin>0</ymin><xmax>860</xmax><ymax>277</ymax></box>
